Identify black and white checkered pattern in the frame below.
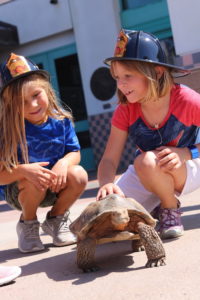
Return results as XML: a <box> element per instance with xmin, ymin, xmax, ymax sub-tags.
<box><xmin>88</xmin><ymin>112</ymin><xmax>136</xmax><ymax>171</ymax></box>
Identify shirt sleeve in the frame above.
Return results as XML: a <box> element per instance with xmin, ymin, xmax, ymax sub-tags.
<box><xmin>173</xmin><ymin>85</ymin><xmax>200</xmax><ymax>126</ymax></box>
<box><xmin>189</xmin><ymin>89</ymin><xmax>200</xmax><ymax>126</ymax></box>
<box><xmin>64</xmin><ymin>119</ymin><xmax>81</xmax><ymax>153</ymax></box>
<box><xmin>111</xmin><ymin>104</ymin><xmax>130</xmax><ymax>131</ymax></box>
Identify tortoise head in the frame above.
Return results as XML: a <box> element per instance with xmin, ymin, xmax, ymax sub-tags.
<box><xmin>110</xmin><ymin>208</ymin><xmax>130</xmax><ymax>230</ymax></box>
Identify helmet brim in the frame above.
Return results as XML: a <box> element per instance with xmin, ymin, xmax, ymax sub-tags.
<box><xmin>104</xmin><ymin>57</ymin><xmax>191</xmax><ymax>77</ymax></box>
<box><xmin>0</xmin><ymin>69</ymin><xmax>50</xmax><ymax>95</ymax></box>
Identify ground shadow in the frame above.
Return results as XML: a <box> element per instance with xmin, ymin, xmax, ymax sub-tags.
<box><xmin>0</xmin><ymin>241</ymin><xmax>148</xmax><ymax>285</ymax></box>
<box><xmin>0</xmin><ymin>202</ymin><xmax>13</xmax><ymax>212</ymax></box>
<box><xmin>181</xmin><ymin>204</ymin><xmax>200</xmax><ymax>213</ymax></box>
<box><xmin>0</xmin><ymin>247</ymin><xmax>51</xmax><ymax>264</ymax></box>
<box><xmin>181</xmin><ymin>213</ymin><xmax>200</xmax><ymax>230</ymax></box>
<box><xmin>80</xmin><ymin>187</ymin><xmax>98</xmax><ymax>199</ymax></box>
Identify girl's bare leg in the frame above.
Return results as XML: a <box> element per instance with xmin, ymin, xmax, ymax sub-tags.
<box><xmin>17</xmin><ymin>179</ymin><xmax>46</xmax><ymax>252</ymax></box>
<box><xmin>41</xmin><ymin>165</ymin><xmax>88</xmax><ymax>246</ymax></box>
<box><xmin>50</xmin><ymin>165</ymin><xmax>88</xmax><ymax>216</ymax></box>
<box><xmin>134</xmin><ymin>151</ymin><xmax>185</xmax><ymax>239</ymax></box>
<box><xmin>134</xmin><ymin>151</ymin><xmax>186</xmax><ymax>208</ymax></box>
<box><xmin>18</xmin><ymin>179</ymin><xmax>47</xmax><ymax>220</ymax></box>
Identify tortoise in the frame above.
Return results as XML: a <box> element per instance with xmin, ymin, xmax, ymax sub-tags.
<box><xmin>70</xmin><ymin>194</ymin><xmax>166</xmax><ymax>272</ymax></box>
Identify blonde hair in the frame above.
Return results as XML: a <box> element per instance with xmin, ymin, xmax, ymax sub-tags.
<box><xmin>0</xmin><ymin>73</ymin><xmax>73</xmax><ymax>171</ymax></box>
<box><xmin>110</xmin><ymin>60</ymin><xmax>173</xmax><ymax>104</ymax></box>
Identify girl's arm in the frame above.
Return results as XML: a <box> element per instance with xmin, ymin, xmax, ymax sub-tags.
<box><xmin>0</xmin><ymin>165</ymin><xmax>25</xmax><ymax>184</ymax></box>
<box><xmin>52</xmin><ymin>150</ymin><xmax>81</xmax><ymax>172</ymax></box>
<box><xmin>59</xmin><ymin>150</ymin><xmax>81</xmax><ymax>166</ymax></box>
<box><xmin>97</xmin><ymin>126</ymin><xmax>128</xmax><ymax>200</ymax></box>
<box><xmin>0</xmin><ymin>162</ymin><xmax>57</xmax><ymax>190</ymax></box>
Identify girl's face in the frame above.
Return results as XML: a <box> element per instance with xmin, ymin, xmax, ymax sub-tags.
<box><xmin>112</xmin><ymin>61</ymin><xmax>148</xmax><ymax>103</ymax></box>
<box><xmin>23</xmin><ymin>82</ymin><xmax>49</xmax><ymax>124</ymax></box>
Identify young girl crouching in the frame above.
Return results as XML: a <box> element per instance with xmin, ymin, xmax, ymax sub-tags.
<box><xmin>97</xmin><ymin>29</ymin><xmax>200</xmax><ymax>240</ymax></box>
<box><xmin>0</xmin><ymin>53</ymin><xmax>88</xmax><ymax>253</ymax></box>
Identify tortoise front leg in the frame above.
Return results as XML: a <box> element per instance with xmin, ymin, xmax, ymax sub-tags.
<box><xmin>137</xmin><ymin>222</ymin><xmax>166</xmax><ymax>267</ymax></box>
<box><xmin>77</xmin><ymin>237</ymin><xmax>99</xmax><ymax>272</ymax></box>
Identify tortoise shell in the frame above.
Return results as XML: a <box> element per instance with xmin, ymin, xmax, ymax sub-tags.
<box><xmin>70</xmin><ymin>194</ymin><xmax>156</xmax><ymax>241</ymax></box>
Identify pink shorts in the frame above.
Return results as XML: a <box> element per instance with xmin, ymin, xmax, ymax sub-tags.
<box><xmin>115</xmin><ymin>159</ymin><xmax>200</xmax><ymax>212</ymax></box>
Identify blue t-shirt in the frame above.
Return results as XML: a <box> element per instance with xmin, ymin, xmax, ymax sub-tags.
<box><xmin>22</xmin><ymin>117</ymin><xmax>80</xmax><ymax>168</ymax></box>
<box><xmin>0</xmin><ymin>117</ymin><xmax>80</xmax><ymax>199</ymax></box>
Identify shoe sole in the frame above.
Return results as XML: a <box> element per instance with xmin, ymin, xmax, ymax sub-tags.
<box><xmin>42</xmin><ymin>224</ymin><xmax>77</xmax><ymax>246</ymax></box>
<box><xmin>53</xmin><ymin>240</ymin><xmax>77</xmax><ymax>247</ymax></box>
<box><xmin>160</xmin><ymin>230</ymin><xmax>184</xmax><ymax>240</ymax></box>
<box><xmin>18</xmin><ymin>244</ymin><xmax>45</xmax><ymax>253</ymax></box>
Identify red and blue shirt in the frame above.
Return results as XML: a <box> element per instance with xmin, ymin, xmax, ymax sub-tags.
<box><xmin>112</xmin><ymin>84</ymin><xmax>200</xmax><ymax>152</ymax></box>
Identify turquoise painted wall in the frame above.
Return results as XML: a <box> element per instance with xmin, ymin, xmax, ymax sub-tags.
<box><xmin>120</xmin><ymin>0</ymin><xmax>172</xmax><ymax>39</ymax></box>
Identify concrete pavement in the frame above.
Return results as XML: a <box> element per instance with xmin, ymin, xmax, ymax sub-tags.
<box><xmin>1</xmin><ymin>173</ymin><xmax>200</xmax><ymax>300</ymax></box>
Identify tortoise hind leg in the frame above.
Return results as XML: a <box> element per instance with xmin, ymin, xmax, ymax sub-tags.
<box><xmin>137</xmin><ymin>222</ymin><xmax>166</xmax><ymax>267</ymax></box>
<box><xmin>77</xmin><ymin>237</ymin><xmax>99</xmax><ymax>272</ymax></box>
<box><xmin>131</xmin><ymin>239</ymin><xmax>145</xmax><ymax>252</ymax></box>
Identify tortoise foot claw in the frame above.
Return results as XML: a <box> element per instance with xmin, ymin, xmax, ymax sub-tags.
<box><xmin>136</xmin><ymin>245</ymin><xmax>145</xmax><ymax>252</ymax></box>
<box><xmin>82</xmin><ymin>265</ymin><xmax>100</xmax><ymax>273</ymax></box>
<box><xmin>146</xmin><ymin>258</ymin><xmax>166</xmax><ymax>268</ymax></box>
<box><xmin>132</xmin><ymin>240</ymin><xmax>145</xmax><ymax>252</ymax></box>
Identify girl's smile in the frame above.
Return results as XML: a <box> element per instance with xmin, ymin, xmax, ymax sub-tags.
<box><xmin>29</xmin><ymin>108</ymin><xmax>42</xmax><ymax>115</ymax></box>
<box><xmin>112</xmin><ymin>62</ymin><xmax>148</xmax><ymax>103</ymax></box>
<box><xmin>124</xmin><ymin>89</ymin><xmax>134</xmax><ymax>96</ymax></box>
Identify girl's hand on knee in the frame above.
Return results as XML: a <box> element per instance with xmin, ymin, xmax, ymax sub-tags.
<box><xmin>156</xmin><ymin>146</ymin><xmax>186</xmax><ymax>170</ymax></box>
<box><xmin>19</xmin><ymin>162</ymin><xmax>57</xmax><ymax>191</ymax></box>
<box><xmin>96</xmin><ymin>183</ymin><xmax>125</xmax><ymax>201</ymax></box>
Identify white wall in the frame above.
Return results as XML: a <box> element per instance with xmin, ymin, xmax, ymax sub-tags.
<box><xmin>69</xmin><ymin>0</ymin><xmax>121</xmax><ymax>116</ymax></box>
<box><xmin>0</xmin><ymin>0</ymin><xmax>72</xmax><ymax>44</ymax></box>
<box><xmin>167</xmin><ymin>0</ymin><xmax>200</xmax><ymax>55</ymax></box>
<box><xmin>0</xmin><ymin>0</ymin><xmax>121</xmax><ymax>117</ymax></box>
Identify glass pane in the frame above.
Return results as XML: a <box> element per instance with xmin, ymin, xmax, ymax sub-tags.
<box><xmin>37</xmin><ymin>63</ymin><xmax>44</xmax><ymax>69</ymax></box>
<box><xmin>55</xmin><ymin>55</ymin><xmax>87</xmax><ymax>122</ymax></box>
<box><xmin>160</xmin><ymin>37</ymin><xmax>176</xmax><ymax>65</ymax></box>
<box><xmin>76</xmin><ymin>131</ymin><xmax>92</xmax><ymax>149</ymax></box>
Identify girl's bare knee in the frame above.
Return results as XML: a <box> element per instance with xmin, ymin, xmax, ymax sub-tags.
<box><xmin>18</xmin><ymin>178</ymin><xmax>34</xmax><ymax>191</ymax></box>
<box><xmin>134</xmin><ymin>151</ymin><xmax>157</xmax><ymax>174</ymax></box>
<box><xmin>18</xmin><ymin>179</ymin><xmax>46</xmax><ymax>196</ymax></box>
<box><xmin>68</xmin><ymin>165</ymin><xmax>88</xmax><ymax>190</ymax></box>
<box><xmin>18</xmin><ymin>179</ymin><xmax>46</xmax><ymax>209</ymax></box>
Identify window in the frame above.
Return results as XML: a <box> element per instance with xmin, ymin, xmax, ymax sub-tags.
<box><xmin>55</xmin><ymin>54</ymin><xmax>87</xmax><ymax>122</ymax></box>
<box><xmin>122</xmin><ymin>0</ymin><xmax>160</xmax><ymax>10</ymax></box>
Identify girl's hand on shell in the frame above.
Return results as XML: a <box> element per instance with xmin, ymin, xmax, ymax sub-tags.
<box><xmin>96</xmin><ymin>183</ymin><xmax>125</xmax><ymax>201</ymax></box>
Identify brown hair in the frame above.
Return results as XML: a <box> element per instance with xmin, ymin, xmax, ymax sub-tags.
<box><xmin>110</xmin><ymin>60</ymin><xmax>173</xmax><ymax>104</ymax></box>
<box><xmin>0</xmin><ymin>73</ymin><xmax>73</xmax><ymax>171</ymax></box>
